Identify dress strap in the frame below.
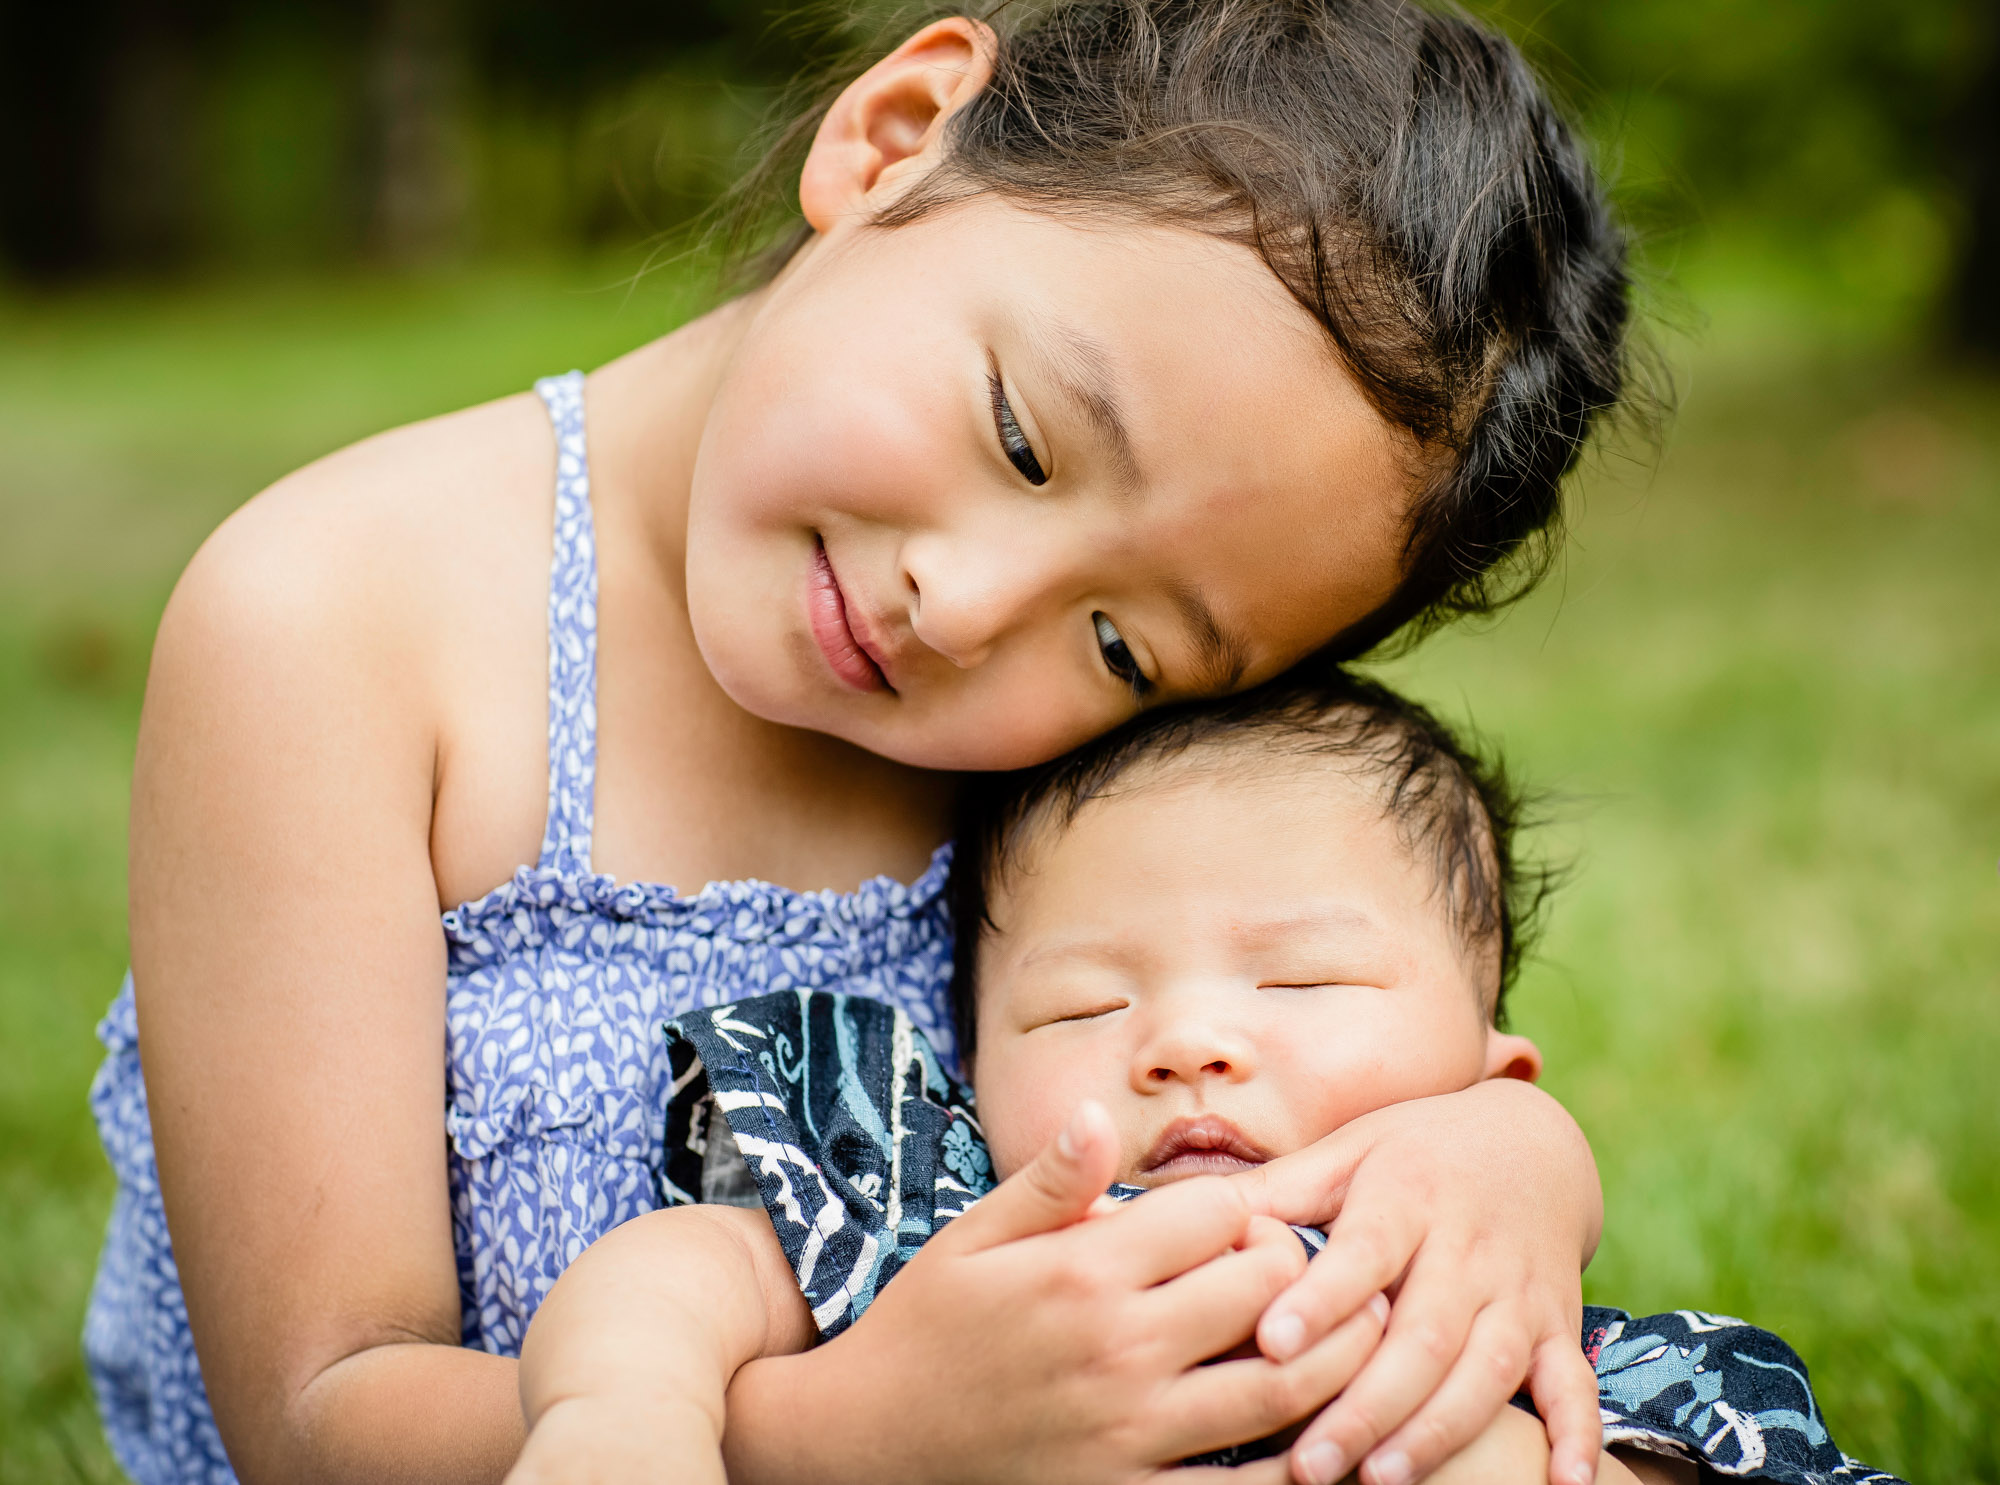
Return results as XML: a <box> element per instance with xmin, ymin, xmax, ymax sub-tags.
<box><xmin>533</xmin><ymin>371</ymin><xmax>598</xmax><ymax>874</ymax></box>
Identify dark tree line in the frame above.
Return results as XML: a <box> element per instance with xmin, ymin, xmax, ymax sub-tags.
<box><xmin>0</xmin><ymin>0</ymin><xmax>807</xmax><ymax>275</ymax></box>
<box><xmin>3</xmin><ymin>0</ymin><xmax>1998</xmax><ymax>355</ymax></box>
<box><xmin>1956</xmin><ymin>4</ymin><xmax>2000</xmax><ymax>352</ymax></box>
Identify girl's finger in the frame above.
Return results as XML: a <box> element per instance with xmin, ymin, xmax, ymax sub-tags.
<box><xmin>1282</xmin><ymin>1269</ymin><xmax>1477</xmax><ymax>1485</ymax></box>
<box><xmin>1257</xmin><ymin>1199</ymin><xmax>1420</xmax><ymax>1362</ymax></box>
<box><xmin>1089</xmin><ymin>1174</ymin><xmax>1258</xmax><ymax>1288</ymax></box>
<box><xmin>1233</xmin><ymin>1126</ymin><xmax>1367</xmax><ymax>1228</ymax></box>
<box><xmin>1141</xmin><ymin>1215</ymin><xmax>1306</xmax><ymax>1362</ymax></box>
<box><xmin>1159</xmin><ymin>1293</ymin><xmax>1390</xmax><ymax>1463</ymax></box>
<box><xmin>1529</xmin><ymin>1334</ymin><xmax>1604</xmax><ymax>1485</ymax></box>
<box><xmin>1355</xmin><ymin>1304</ymin><xmax>1532</xmax><ymax>1485</ymax></box>
<box><xmin>930</xmin><ymin>1100</ymin><xmax>1119</xmax><ymax>1252</ymax></box>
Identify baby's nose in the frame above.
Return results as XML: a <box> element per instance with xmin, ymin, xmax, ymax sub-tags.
<box><xmin>1133</xmin><ymin>1018</ymin><xmax>1258</xmax><ymax>1088</ymax></box>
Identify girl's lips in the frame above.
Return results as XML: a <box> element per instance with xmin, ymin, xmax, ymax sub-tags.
<box><xmin>807</xmin><ymin>540</ymin><xmax>890</xmax><ymax>694</ymax></box>
<box><xmin>1138</xmin><ymin>1116</ymin><xmax>1270</xmax><ymax>1183</ymax></box>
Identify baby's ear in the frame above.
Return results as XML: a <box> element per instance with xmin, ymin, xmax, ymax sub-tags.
<box><xmin>1481</xmin><ymin>1030</ymin><xmax>1544</xmax><ymax>1084</ymax></box>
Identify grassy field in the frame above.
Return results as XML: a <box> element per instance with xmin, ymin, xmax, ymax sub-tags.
<box><xmin>1</xmin><ymin>257</ymin><xmax>1994</xmax><ymax>1483</ymax></box>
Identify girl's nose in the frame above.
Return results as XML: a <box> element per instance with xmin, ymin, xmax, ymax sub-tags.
<box><xmin>1130</xmin><ymin>1011</ymin><xmax>1259</xmax><ymax>1091</ymax></box>
<box><xmin>898</xmin><ymin>525</ymin><xmax>1069</xmax><ymax>670</ymax></box>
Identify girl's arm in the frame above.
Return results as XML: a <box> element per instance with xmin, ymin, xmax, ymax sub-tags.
<box><xmin>1236</xmin><ymin>1079</ymin><xmax>1605</xmax><ymax>1485</ymax></box>
<box><xmin>133</xmin><ymin>460</ymin><xmax>531</xmax><ymax>1484</ymax></box>
<box><xmin>508</xmin><ymin>1206</ymin><xmax>814</xmax><ymax>1485</ymax></box>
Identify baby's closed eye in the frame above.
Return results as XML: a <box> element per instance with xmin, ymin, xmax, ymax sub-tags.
<box><xmin>1025</xmin><ymin>997</ymin><xmax>1130</xmax><ymax>1029</ymax></box>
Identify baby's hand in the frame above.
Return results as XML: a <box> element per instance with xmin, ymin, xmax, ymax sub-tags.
<box><xmin>1237</xmin><ymin>1079</ymin><xmax>1604</xmax><ymax>1485</ymax></box>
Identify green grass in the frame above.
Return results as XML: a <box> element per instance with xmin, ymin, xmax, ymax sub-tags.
<box><xmin>1</xmin><ymin>257</ymin><xmax>1994</xmax><ymax>1483</ymax></box>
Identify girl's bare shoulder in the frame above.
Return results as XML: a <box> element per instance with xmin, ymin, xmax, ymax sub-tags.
<box><xmin>151</xmin><ymin>390</ymin><xmax>556</xmax><ymax>750</ymax></box>
<box><xmin>191</xmin><ymin>390</ymin><xmax>551</xmax><ymax>614</ymax></box>
<box><xmin>162</xmin><ymin>390</ymin><xmax>556</xmax><ymax>680</ymax></box>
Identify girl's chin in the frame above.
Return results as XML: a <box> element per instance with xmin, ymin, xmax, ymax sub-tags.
<box><xmin>689</xmin><ymin>617</ymin><xmax>1079</xmax><ymax>771</ymax></box>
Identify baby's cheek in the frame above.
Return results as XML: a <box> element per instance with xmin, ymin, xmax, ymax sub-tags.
<box><xmin>973</xmin><ymin>1052</ymin><xmax>1086</xmax><ymax>1183</ymax></box>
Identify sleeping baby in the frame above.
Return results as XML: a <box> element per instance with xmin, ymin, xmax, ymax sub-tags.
<box><xmin>503</xmin><ymin>668</ymin><xmax>1899</xmax><ymax>1485</ymax></box>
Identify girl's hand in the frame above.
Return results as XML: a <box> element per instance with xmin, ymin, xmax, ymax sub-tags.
<box><xmin>721</xmin><ymin>1101</ymin><xmax>1391</xmax><ymax>1485</ymax></box>
<box><xmin>1235</xmin><ymin>1079</ymin><xmax>1605</xmax><ymax>1485</ymax></box>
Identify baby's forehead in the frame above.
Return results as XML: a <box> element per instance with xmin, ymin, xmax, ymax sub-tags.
<box><xmin>1006</xmin><ymin>743</ymin><xmax>1396</xmax><ymax>864</ymax></box>
<box><xmin>976</xmin><ymin>739</ymin><xmax>1501</xmax><ymax>980</ymax></box>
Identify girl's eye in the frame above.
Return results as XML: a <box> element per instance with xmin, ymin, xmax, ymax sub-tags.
<box><xmin>1093</xmin><ymin>613</ymin><xmax>1152</xmax><ymax>698</ymax></box>
<box><xmin>988</xmin><ymin>374</ymin><xmax>1048</xmax><ymax>486</ymax></box>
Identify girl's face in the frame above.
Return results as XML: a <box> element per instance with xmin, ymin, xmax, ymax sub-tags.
<box><xmin>684</xmin><ymin>196</ymin><xmax>1416</xmax><ymax>770</ymax></box>
<box><xmin>968</xmin><ymin>759</ymin><xmax>1542</xmax><ymax>1185</ymax></box>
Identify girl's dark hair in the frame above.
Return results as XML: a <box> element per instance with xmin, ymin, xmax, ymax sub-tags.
<box><xmin>724</xmin><ymin>0</ymin><xmax>1637</xmax><ymax>656</ymax></box>
<box><xmin>948</xmin><ymin>664</ymin><xmax>1553</xmax><ymax>1061</ymax></box>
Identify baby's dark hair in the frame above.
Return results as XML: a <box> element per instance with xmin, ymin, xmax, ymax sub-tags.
<box><xmin>729</xmin><ymin>0</ymin><xmax>1637</xmax><ymax>656</ymax></box>
<box><xmin>948</xmin><ymin>665</ymin><xmax>1550</xmax><ymax>1060</ymax></box>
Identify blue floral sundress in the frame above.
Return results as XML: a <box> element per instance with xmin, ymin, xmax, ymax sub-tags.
<box><xmin>81</xmin><ymin>371</ymin><xmax>958</xmax><ymax>1485</ymax></box>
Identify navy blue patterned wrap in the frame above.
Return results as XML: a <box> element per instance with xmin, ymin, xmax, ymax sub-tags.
<box><xmin>663</xmin><ymin>990</ymin><xmax>1903</xmax><ymax>1484</ymax></box>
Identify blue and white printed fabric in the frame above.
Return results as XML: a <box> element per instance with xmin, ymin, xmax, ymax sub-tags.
<box><xmin>1580</xmin><ymin>1308</ymin><xmax>1904</xmax><ymax>1483</ymax></box>
<box><xmin>81</xmin><ymin>373</ymin><xmax>959</xmax><ymax>1485</ymax></box>
<box><xmin>664</xmin><ymin>989</ymin><xmax>991</xmax><ymax>1336</ymax></box>
<box><xmin>663</xmin><ymin>990</ymin><xmax>1905</xmax><ymax>1485</ymax></box>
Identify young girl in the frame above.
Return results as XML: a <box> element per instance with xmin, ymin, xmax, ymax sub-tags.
<box><xmin>85</xmin><ymin>4</ymin><xmax>1634</xmax><ymax>1484</ymax></box>
<box><xmin>503</xmin><ymin>670</ymin><xmax>1901</xmax><ymax>1485</ymax></box>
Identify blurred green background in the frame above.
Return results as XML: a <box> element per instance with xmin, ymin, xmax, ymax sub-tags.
<box><xmin>1</xmin><ymin>2</ymin><xmax>1996</xmax><ymax>1481</ymax></box>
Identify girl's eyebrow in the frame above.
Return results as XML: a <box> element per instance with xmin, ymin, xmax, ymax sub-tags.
<box><xmin>1169</xmin><ymin>579</ymin><xmax>1251</xmax><ymax>693</ymax></box>
<box><xmin>1026</xmin><ymin>319</ymin><xmax>1143</xmax><ymax>495</ymax></box>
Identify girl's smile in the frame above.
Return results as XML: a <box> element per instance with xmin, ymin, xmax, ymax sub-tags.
<box><xmin>808</xmin><ymin>538</ymin><xmax>893</xmax><ymax>693</ymax></box>
<box><xmin>681</xmin><ymin>196</ymin><xmax>1420</xmax><ymax>773</ymax></box>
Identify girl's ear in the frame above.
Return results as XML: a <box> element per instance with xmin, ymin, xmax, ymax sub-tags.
<box><xmin>1481</xmin><ymin>1030</ymin><xmax>1543</xmax><ymax>1084</ymax></box>
<box><xmin>799</xmin><ymin>17</ymin><xmax>997</xmax><ymax>233</ymax></box>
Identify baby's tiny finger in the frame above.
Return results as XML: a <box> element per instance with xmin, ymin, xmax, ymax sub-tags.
<box><xmin>1531</xmin><ymin>1335</ymin><xmax>1604</xmax><ymax>1485</ymax></box>
<box><xmin>1260</xmin><ymin>1205</ymin><xmax>1417</xmax><ymax>1362</ymax></box>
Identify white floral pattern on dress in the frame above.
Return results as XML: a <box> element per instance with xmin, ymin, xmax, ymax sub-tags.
<box><xmin>83</xmin><ymin>371</ymin><xmax>958</xmax><ymax>1484</ymax></box>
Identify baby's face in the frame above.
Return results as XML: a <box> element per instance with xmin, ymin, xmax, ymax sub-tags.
<box><xmin>971</xmin><ymin>758</ymin><xmax>1541</xmax><ymax>1185</ymax></box>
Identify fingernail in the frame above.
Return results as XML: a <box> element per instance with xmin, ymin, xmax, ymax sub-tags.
<box><xmin>1057</xmin><ymin>1104</ymin><xmax>1087</xmax><ymax>1159</ymax></box>
<box><xmin>1370</xmin><ymin>1451</ymin><xmax>1413</xmax><ymax>1485</ymax></box>
<box><xmin>1567</xmin><ymin>1461</ymin><xmax>1598</xmax><ymax>1485</ymax></box>
<box><xmin>1264</xmin><ymin>1310</ymin><xmax>1307</xmax><ymax>1360</ymax></box>
<box><xmin>1367</xmin><ymin>1291</ymin><xmax>1391</xmax><ymax>1326</ymax></box>
<box><xmin>1298</xmin><ymin>1442</ymin><xmax>1347</xmax><ymax>1485</ymax></box>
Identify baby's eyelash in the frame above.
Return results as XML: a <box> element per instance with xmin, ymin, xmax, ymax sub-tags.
<box><xmin>988</xmin><ymin>374</ymin><xmax>1048</xmax><ymax>486</ymax></box>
